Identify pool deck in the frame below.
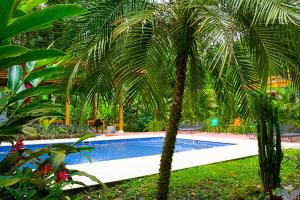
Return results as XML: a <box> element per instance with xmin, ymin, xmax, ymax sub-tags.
<box><xmin>2</xmin><ymin>132</ymin><xmax>299</xmax><ymax>188</ymax></box>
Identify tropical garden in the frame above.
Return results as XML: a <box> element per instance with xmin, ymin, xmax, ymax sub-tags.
<box><xmin>0</xmin><ymin>0</ymin><xmax>300</xmax><ymax>199</ymax></box>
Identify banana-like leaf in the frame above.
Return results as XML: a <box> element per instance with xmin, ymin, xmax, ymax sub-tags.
<box><xmin>5</xmin><ymin>4</ymin><xmax>86</xmax><ymax>40</ymax></box>
<box><xmin>25</xmin><ymin>61</ymin><xmax>40</xmax><ymax>86</ymax></box>
<box><xmin>0</xmin><ymin>49</ymin><xmax>65</xmax><ymax>70</ymax></box>
<box><xmin>72</xmin><ymin>134</ymin><xmax>95</xmax><ymax>146</ymax></box>
<box><xmin>69</xmin><ymin>169</ymin><xmax>102</xmax><ymax>185</ymax></box>
<box><xmin>0</xmin><ymin>127</ymin><xmax>22</xmax><ymax>136</ymax></box>
<box><xmin>51</xmin><ymin>143</ymin><xmax>94</xmax><ymax>153</ymax></box>
<box><xmin>25</xmin><ymin>61</ymin><xmax>36</xmax><ymax>73</ymax></box>
<box><xmin>0</xmin><ymin>176</ymin><xmax>20</xmax><ymax>187</ymax></box>
<box><xmin>7</xmin><ymin>65</ymin><xmax>23</xmax><ymax>93</ymax></box>
<box><xmin>24</xmin><ymin>66</ymin><xmax>65</xmax><ymax>83</ymax></box>
<box><xmin>12</xmin><ymin>9</ymin><xmax>26</xmax><ymax>19</ymax></box>
<box><xmin>9</xmin><ymin>111</ymin><xmax>64</xmax><ymax>127</ymax></box>
<box><xmin>16</xmin><ymin>84</ymin><xmax>26</xmax><ymax>94</ymax></box>
<box><xmin>49</xmin><ymin>150</ymin><xmax>66</xmax><ymax>168</ymax></box>
<box><xmin>9</xmin><ymin>85</ymin><xmax>58</xmax><ymax>104</ymax></box>
<box><xmin>0</xmin><ymin>152</ymin><xmax>19</xmax><ymax>174</ymax></box>
<box><xmin>68</xmin><ymin>169</ymin><xmax>102</xmax><ymax>185</ymax></box>
<box><xmin>6</xmin><ymin>147</ymin><xmax>49</xmax><ymax>174</ymax></box>
<box><xmin>35</xmin><ymin>57</ymin><xmax>62</xmax><ymax>68</ymax></box>
<box><xmin>17</xmin><ymin>0</ymin><xmax>48</xmax><ymax>13</ymax></box>
<box><xmin>21</xmin><ymin>126</ymin><xmax>37</xmax><ymax>136</ymax></box>
<box><xmin>0</xmin><ymin>96</ymin><xmax>8</xmax><ymax>108</ymax></box>
<box><xmin>15</xmin><ymin>103</ymin><xmax>63</xmax><ymax>115</ymax></box>
<box><xmin>0</xmin><ymin>45</ymin><xmax>29</xmax><ymax>59</ymax></box>
<box><xmin>0</xmin><ymin>0</ymin><xmax>16</xmax><ymax>39</ymax></box>
<box><xmin>16</xmin><ymin>84</ymin><xmax>26</xmax><ymax>105</ymax></box>
<box><xmin>22</xmin><ymin>167</ymin><xmax>32</xmax><ymax>177</ymax></box>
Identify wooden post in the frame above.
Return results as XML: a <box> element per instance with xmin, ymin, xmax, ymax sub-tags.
<box><xmin>118</xmin><ymin>88</ymin><xmax>124</xmax><ymax>133</ymax></box>
<box><xmin>65</xmin><ymin>97</ymin><xmax>70</xmax><ymax>126</ymax></box>
<box><xmin>119</xmin><ymin>103</ymin><xmax>124</xmax><ymax>133</ymax></box>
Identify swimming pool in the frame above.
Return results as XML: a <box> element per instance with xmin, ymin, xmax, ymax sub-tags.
<box><xmin>0</xmin><ymin>137</ymin><xmax>234</xmax><ymax>165</ymax></box>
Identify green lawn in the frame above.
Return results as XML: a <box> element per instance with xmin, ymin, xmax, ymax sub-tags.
<box><xmin>74</xmin><ymin>149</ymin><xmax>300</xmax><ymax>200</ymax></box>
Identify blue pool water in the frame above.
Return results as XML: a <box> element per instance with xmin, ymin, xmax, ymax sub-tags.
<box><xmin>0</xmin><ymin>137</ymin><xmax>234</xmax><ymax>165</ymax></box>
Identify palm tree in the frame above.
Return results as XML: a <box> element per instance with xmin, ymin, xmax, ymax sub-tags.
<box><xmin>60</xmin><ymin>0</ymin><xmax>300</xmax><ymax>199</ymax></box>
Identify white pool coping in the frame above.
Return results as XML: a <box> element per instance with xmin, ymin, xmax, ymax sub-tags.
<box><xmin>1</xmin><ymin>134</ymin><xmax>299</xmax><ymax>188</ymax></box>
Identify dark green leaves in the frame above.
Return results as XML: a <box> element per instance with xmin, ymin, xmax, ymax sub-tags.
<box><xmin>9</xmin><ymin>85</ymin><xmax>58</xmax><ymax>104</ymax></box>
<box><xmin>0</xmin><ymin>0</ymin><xmax>15</xmax><ymax>39</ymax></box>
<box><xmin>0</xmin><ymin>45</ymin><xmax>29</xmax><ymax>59</ymax></box>
<box><xmin>5</xmin><ymin>4</ymin><xmax>86</xmax><ymax>40</ymax></box>
<box><xmin>8</xmin><ymin>65</ymin><xmax>23</xmax><ymax>92</ymax></box>
<box><xmin>0</xmin><ymin>49</ymin><xmax>65</xmax><ymax>70</ymax></box>
<box><xmin>24</xmin><ymin>66</ymin><xmax>65</xmax><ymax>83</ymax></box>
<box><xmin>0</xmin><ymin>176</ymin><xmax>21</xmax><ymax>187</ymax></box>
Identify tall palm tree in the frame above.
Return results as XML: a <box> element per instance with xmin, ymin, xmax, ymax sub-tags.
<box><xmin>60</xmin><ymin>0</ymin><xmax>300</xmax><ymax>199</ymax></box>
<box><xmin>58</xmin><ymin>0</ymin><xmax>170</xmax><ymax>122</ymax></box>
<box><xmin>114</xmin><ymin>1</ymin><xmax>300</xmax><ymax>198</ymax></box>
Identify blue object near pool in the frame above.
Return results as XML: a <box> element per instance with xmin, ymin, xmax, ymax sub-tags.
<box><xmin>0</xmin><ymin>137</ymin><xmax>234</xmax><ymax>165</ymax></box>
<box><xmin>210</xmin><ymin>118</ymin><xmax>219</xmax><ymax>127</ymax></box>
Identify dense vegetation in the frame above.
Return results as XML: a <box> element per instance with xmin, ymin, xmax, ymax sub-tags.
<box><xmin>1</xmin><ymin>0</ymin><xmax>300</xmax><ymax>199</ymax></box>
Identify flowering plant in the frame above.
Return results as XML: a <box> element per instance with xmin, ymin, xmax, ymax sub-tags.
<box><xmin>0</xmin><ymin>134</ymin><xmax>101</xmax><ymax>199</ymax></box>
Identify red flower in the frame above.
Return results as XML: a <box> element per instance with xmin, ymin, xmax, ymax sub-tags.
<box><xmin>11</xmin><ymin>139</ymin><xmax>24</xmax><ymax>154</ymax></box>
<box><xmin>25</xmin><ymin>83</ymin><xmax>32</xmax><ymax>89</ymax></box>
<box><xmin>24</xmin><ymin>83</ymin><xmax>33</xmax><ymax>105</ymax></box>
<box><xmin>24</xmin><ymin>97</ymin><xmax>31</xmax><ymax>105</ymax></box>
<box><xmin>40</xmin><ymin>163</ymin><xmax>52</xmax><ymax>177</ymax></box>
<box><xmin>55</xmin><ymin>170</ymin><xmax>69</xmax><ymax>182</ymax></box>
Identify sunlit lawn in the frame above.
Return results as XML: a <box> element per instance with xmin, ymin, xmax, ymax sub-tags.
<box><xmin>72</xmin><ymin>149</ymin><xmax>300</xmax><ymax>200</ymax></box>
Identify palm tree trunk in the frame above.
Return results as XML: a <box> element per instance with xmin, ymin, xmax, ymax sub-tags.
<box><xmin>157</xmin><ymin>53</ymin><xmax>187</xmax><ymax>200</ymax></box>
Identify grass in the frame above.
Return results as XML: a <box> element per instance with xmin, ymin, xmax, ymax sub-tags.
<box><xmin>73</xmin><ymin>149</ymin><xmax>300</xmax><ymax>200</ymax></box>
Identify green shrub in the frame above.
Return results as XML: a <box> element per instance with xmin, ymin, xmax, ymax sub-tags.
<box><xmin>0</xmin><ymin>135</ymin><xmax>101</xmax><ymax>199</ymax></box>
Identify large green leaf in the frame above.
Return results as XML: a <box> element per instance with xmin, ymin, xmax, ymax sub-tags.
<box><xmin>7</xmin><ymin>65</ymin><xmax>23</xmax><ymax>92</ymax></box>
<box><xmin>18</xmin><ymin>0</ymin><xmax>48</xmax><ymax>13</ymax></box>
<box><xmin>0</xmin><ymin>45</ymin><xmax>29</xmax><ymax>59</ymax></box>
<box><xmin>9</xmin><ymin>85</ymin><xmax>58</xmax><ymax>104</ymax></box>
<box><xmin>16</xmin><ymin>84</ymin><xmax>26</xmax><ymax>105</ymax></box>
<box><xmin>25</xmin><ymin>60</ymin><xmax>36</xmax><ymax>73</ymax></box>
<box><xmin>24</xmin><ymin>66</ymin><xmax>65</xmax><ymax>83</ymax></box>
<box><xmin>49</xmin><ymin>150</ymin><xmax>65</xmax><ymax>168</ymax></box>
<box><xmin>5</xmin><ymin>111</ymin><xmax>63</xmax><ymax>128</ymax></box>
<box><xmin>0</xmin><ymin>0</ymin><xmax>16</xmax><ymax>40</ymax></box>
<box><xmin>0</xmin><ymin>152</ymin><xmax>20</xmax><ymax>174</ymax></box>
<box><xmin>0</xmin><ymin>49</ymin><xmax>65</xmax><ymax>70</ymax></box>
<box><xmin>5</xmin><ymin>4</ymin><xmax>86</xmax><ymax>40</ymax></box>
<box><xmin>68</xmin><ymin>169</ymin><xmax>102</xmax><ymax>185</ymax></box>
<box><xmin>0</xmin><ymin>176</ymin><xmax>20</xmax><ymax>187</ymax></box>
<box><xmin>0</xmin><ymin>92</ymin><xmax>8</xmax><ymax>108</ymax></box>
<box><xmin>72</xmin><ymin>134</ymin><xmax>95</xmax><ymax>146</ymax></box>
<box><xmin>51</xmin><ymin>143</ymin><xmax>94</xmax><ymax>153</ymax></box>
<box><xmin>8</xmin><ymin>147</ymin><xmax>49</xmax><ymax>175</ymax></box>
<box><xmin>15</xmin><ymin>102</ymin><xmax>63</xmax><ymax>115</ymax></box>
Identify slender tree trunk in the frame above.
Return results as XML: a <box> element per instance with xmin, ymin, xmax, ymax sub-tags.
<box><xmin>157</xmin><ymin>53</ymin><xmax>187</xmax><ymax>200</ymax></box>
<box><xmin>92</xmin><ymin>96</ymin><xmax>97</xmax><ymax>121</ymax></box>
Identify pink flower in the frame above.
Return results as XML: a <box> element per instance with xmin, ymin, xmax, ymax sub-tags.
<box><xmin>40</xmin><ymin>163</ymin><xmax>52</xmax><ymax>177</ymax></box>
<box><xmin>55</xmin><ymin>170</ymin><xmax>69</xmax><ymax>182</ymax></box>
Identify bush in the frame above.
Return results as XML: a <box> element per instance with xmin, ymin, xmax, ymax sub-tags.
<box><xmin>0</xmin><ymin>135</ymin><xmax>101</xmax><ymax>199</ymax></box>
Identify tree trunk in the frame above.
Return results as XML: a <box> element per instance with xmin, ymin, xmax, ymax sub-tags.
<box><xmin>156</xmin><ymin>53</ymin><xmax>187</xmax><ymax>200</ymax></box>
<box><xmin>92</xmin><ymin>96</ymin><xmax>97</xmax><ymax>121</ymax></box>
